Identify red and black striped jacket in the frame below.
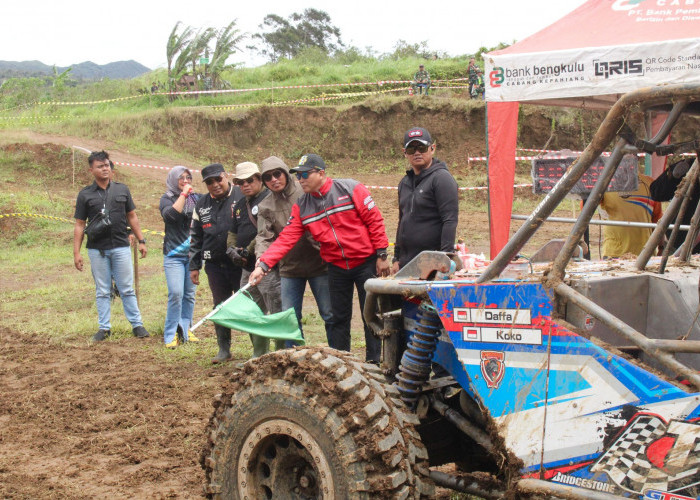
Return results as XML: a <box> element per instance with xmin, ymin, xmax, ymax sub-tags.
<box><xmin>259</xmin><ymin>177</ymin><xmax>388</xmax><ymax>270</ymax></box>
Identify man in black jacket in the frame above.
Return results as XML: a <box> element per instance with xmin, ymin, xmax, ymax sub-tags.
<box><xmin>189</xmin><ymin>163</ymin><xmax>243</xmax><ymax>363</ymax></box>
<box><xmin>392</xmin><ymin>127</ymin><xmax>460</xmax><ymax>272</ymax></box>
<box><xmin>225</xmin><ymin>161</ymin><xmax>278</xmax><ymax>357</ymax></box>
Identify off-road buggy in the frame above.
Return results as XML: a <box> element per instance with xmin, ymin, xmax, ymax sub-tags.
<box><xmin>201</xmin><ymin>83</ymin><xmax>700</xmax><ymax>499</ymax></box>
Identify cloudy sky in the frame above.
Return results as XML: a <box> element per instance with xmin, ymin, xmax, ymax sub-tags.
<box><xmin>2</xmin><ymin>0</ymin><xmax>587</xmax><ymax>69</ymax></box>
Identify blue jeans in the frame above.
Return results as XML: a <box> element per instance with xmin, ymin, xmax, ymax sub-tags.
<box><xmin>88</xmin><ymin>246</ymin><xmax>143</xmax><ymax>330</ymax></box>
<box><xmin>281</xmin><ymin>274</ymin><xmax>334</xmax><ymax>348</ymax></box>
<box><xmin>163</xmin><ymin>255</ymin><xmax>196</xmax><ymax>343</ymax></box>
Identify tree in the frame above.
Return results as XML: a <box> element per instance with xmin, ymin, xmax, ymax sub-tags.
<box><xmin>209</xmin><ymin>21</ymin><xmax>245</xmax><ymax>87</ymax></box>
<box><xmin>387</xmin><ymin>40</ymin><xmax>433</xmax><ymax>60</ymax></box>
<box><xmin>252</xmin><ymin>8</ymin><xmax>344</xmax><ymax>62</ymax></box>
<box><xmin>187</xmin><ymin>28</ymin><xmax>216</xmax><ymax>75</ymax></box>
<box><xmin>51</xmin><ymin>66</ymin><xmax>73</xmax><ymax>91</ymax></box>
<box><xmin>166</xmin><ymin>22</ymin><xmax>194</xmax><ymax>83</ymax></box>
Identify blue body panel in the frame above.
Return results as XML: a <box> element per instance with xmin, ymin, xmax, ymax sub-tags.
<box><xmin>401</xmin><ymin>280</ymin><xmax>700</xmax><ymax>499</ymax></box>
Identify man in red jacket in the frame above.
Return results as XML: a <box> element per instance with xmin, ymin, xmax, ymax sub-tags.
<box><xmin>249</xmin><ymin>154</ymin><xmax>390</xmax><ymax>363</ymax></box>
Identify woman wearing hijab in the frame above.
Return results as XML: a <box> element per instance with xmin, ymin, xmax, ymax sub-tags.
<box><xmin>160</xmin><ymin>166</ymin><xmax>201</xmax><ymax>347</ymax></box>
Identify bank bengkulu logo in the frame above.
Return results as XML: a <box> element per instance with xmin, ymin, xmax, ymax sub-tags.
<box><xmin>612</xmin><ymin>0</ymin><xmax>646</xmax><ymax>10</ymax></box>
<box><xmin>490</xmin><ymin>67</ymin><xmax>504</xmax><ymax>88</ymax></box>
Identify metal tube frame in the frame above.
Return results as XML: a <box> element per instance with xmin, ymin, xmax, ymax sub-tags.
<box><xmin>510</xmin><ymin>214</ymin><xmax>691</xmax><ymax>230</ymax></box>
<box><xmin>428</xmin><ymin>469</ymin><xmax>505</xmax><ymax>499</ymax></box>
<box><xmin>516</xmin><ymin>478</ymin><xmax>629</xmax><ymax>500</ymax></box>
<box><xmin>549</xmin><ymin>138</ymin><xmax>629</xmax><ymax>281</ymax></box>
<box><xmin>679</xmin><ymin>158</ymin><xmax>700</xmax><ymax>261</ymax></box>
<box><xmin>635</xmin><ymin>185</ymin><xmax>687</xmax><ymax>269</ymax></box>
<box><xmin>658</xmin><ymin>163</ymin><xmax>699</xmax><ymax>273</ymax></box>
<box><xmin>555</xmin><ymin>282</ymin><xmax>700</xmax><ymax>389</ymax></box>
<box><xmin>475</xmin><ymin>85</ymin><xmax>700</xmax><ymax>387</ymax></box>
<box><xmin>478</xmin><ymin>87</ymin><xmax>695</xmax><ymax>284</ymax></box>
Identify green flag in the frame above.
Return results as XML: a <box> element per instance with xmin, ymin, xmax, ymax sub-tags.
<box><xmin>208</xmin><ymin>292</ymin><xmax>305</xmax><ymax>344</ymax></box>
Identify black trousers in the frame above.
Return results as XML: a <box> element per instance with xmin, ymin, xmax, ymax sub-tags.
<box><xmin>205</xmin><ymin>260</ymin><xmax>242</xmax><ymax>337</ymax></box>
<box><xmin>327</xmin><ymin>257</ymin><xmax>381</xmax><ymax>363</ymax></box>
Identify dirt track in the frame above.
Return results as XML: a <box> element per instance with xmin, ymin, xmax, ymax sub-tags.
<box><xmin>0</xmin><ymin>327</ymin><xmax>220</xmax><ymax>499</ymax></box>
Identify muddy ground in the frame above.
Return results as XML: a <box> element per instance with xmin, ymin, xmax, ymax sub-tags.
<box><xmin>0</xmin><ymin>326</ymin><xmax>215</xmax><ymax>499</ymax></box>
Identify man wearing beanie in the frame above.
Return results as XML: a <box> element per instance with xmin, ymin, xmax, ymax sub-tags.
<box><xmin>189</xmin><ymin>163</ymin><xmax>243</xmax><ymax>363</ymax></box>
<box><xmin>255</xmin><ymin>156</ymin><xmax>334</xmax><ymax>347</ymax></box>
<box><xmin>249</xmin><ymin>154</ymin><xmax>390</xmax><ymax>364</ymax></box>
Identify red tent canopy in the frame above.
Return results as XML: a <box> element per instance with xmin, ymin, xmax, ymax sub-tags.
<box><xmin>484</xmin><ymin>0</ymin><xmax>700</xmax><ymax>258</ymax></box>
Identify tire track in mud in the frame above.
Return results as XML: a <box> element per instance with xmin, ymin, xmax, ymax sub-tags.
<box><xmin>0</xmin><ymin>327</ymin><xmax>225</xmax><ymax>499</ymax></box>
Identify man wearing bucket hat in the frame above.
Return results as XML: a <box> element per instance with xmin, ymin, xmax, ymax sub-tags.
<box><xmin>226</xmin><ymin>161</ymin><xmax>279</xmax><ymax>357</ymax></box>
<box><xmin>249</xmin><ymin>154</ymin><xmax>390</xmax><ymax>364</ymax></box>
<box><xmin>189</xmin><ymin>163</ymin><xmax>243</xmax><ymax>363</ymax></box>
<box><xmin>393</xmin><ymin>127</ymin><xmax>459</xmax><ymax>272</ymax></box>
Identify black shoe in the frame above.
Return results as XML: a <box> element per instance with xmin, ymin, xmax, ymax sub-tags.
<box><xmin>92</xmin><ymin>329</ymin><xmax>111</xmax><ymax>342</ymax></box>
<box><xmin>132</xmin><ymin>326</ymin><xmax>150</xmax><ymax>338</ymax></box>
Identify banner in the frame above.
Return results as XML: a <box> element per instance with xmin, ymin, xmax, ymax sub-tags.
<box><xmin>487</xmin><ymin>101</ymin><xmax>520</xmax><ymax>259</ymax></box>
<box><xmin>486</xmin><ymin>38</ymin><xmax>700</xmax><ymax>102</ymax></box>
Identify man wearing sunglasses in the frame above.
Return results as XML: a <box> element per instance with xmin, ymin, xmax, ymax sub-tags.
<box><xmin>249</xmin><ymin>154</ymin><xmax>390</xmax><ymax>364</ymax></box>
<box><xmin>226</xmin><ymin>161</ymin><xmax>278</xmax><ymax>358</ymax></box>
<box><xmin>255</xmin><ymin>156</ymin><xmax>334</xmax><ymax>348</ymax></box>
<box><xmin>189</xmin><ymin>163</ymin><xmax>243</xmax><ymax>363</ymax></box>
<box><xmin>393</xmin><ymin>127</ymin><xmax>459</xmax><ymax>273</ymax></box>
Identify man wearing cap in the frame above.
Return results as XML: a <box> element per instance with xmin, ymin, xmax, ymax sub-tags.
<box><xmin>249</xmin><ymin>154</ymin><xmax>390</xmax><ymax>364</ymax></box>
<box><xmin>412</xmin><ymin>64</ymin><xmax>431</xmax><ymax>95</ymax></box>
<box><xmin>255</xmin><ymin>156</ymin><xmax>334</xmax><ymax>347</ymax></box>
<box><xmin>189</xmin><ymin>163</ymin><xmax>243</xmax><ymax>364</ymax></box>
<box><xmin>393</xmin><ymin>127</ymin><xmax>459</xmax><ymax>273</ymax></box>
<box><xmin>73</xmin><ymin>150</ymin><xmax>150</xmax><ymax>341</ymax></box>
<box><xmin>225</xmin><ymin>161</ymin><xmax>277</xmax><ymax>357</ymax></box>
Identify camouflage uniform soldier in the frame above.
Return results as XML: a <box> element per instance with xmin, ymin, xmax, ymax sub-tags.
<box><xmin>468</xmin><ymin>58</ymin><xmax>480</xmax><ymax>99</ymax></box>
<box><xmin>412</xmin><ymin>64</ymin><xmax>431</xmax><ymax>95</ymax></box>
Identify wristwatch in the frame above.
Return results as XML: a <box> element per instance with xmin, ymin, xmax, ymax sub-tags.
<box><xmin>138</xmin><ymin>239</ymin><xmax>146</xmax><ymax>245</ymax></box>
<box><xmin>377</xmin><ymin>249</ymin><xmax>388</xmax><ymax>260</ymax></box>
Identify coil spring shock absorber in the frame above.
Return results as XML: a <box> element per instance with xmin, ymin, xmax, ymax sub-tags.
<box><xmin>396</xmin><ymin>302</ymin><xmax>442</xmax><ymax>408</ymax></box>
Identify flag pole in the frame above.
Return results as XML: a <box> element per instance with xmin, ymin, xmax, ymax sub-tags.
<box><xmin>190</xmin><ymin>282</ymin><xmax>253</xmax><ymax>333</ymax></box>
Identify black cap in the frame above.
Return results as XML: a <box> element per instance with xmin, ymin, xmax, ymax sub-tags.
<box><xmin>403</xmin><ymin>127</ymin><xmax>432</xmax><ymax>148</ymax></box>
<box><xmin>201</xmin><ymin>163</ymin><xmax>225</xmax><ymax>181</ymax></box>
<box><xmin>290</xmin><ymin>154</ymin><xmax>326</xmax><ymax>173</ymax></box>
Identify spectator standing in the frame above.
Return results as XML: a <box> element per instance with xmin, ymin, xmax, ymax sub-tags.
<box><xmin>73</xmin><ymin>150</ymin><xmax>150</xmax><ymax>341</ymax></box>
<box><xmin>412</xmin><ymin>64</ymin><xmax>431</xmax><ymax>95</ymax></box>
<box><xmin>225</xmin><ymin>161</ymin><xmax>279</xmax><ymax>357</ymax></box>
<box><xmin>468</xmin><ymin>58</ymin><xmax>480</xmax><ymax>98</ymax></box>
<box><xmin>249</xmin><ymin>154</ymin><xmax>390</xmax><ymax>364</ymax></box>
<box><xmin>160</xmin><ymin>166</ymin><xmax>201</xmax><ymax>348</ymax></box>
<box><xmin>600</xmin><ymin>173</ymin><xmax>662</xmax><ymax>258</ymax></box>
<box><xmin>255</xmin><ymin>156</ymin><xmax>334</xmax><ymax>348</ymax></box>
<box><xmin>393</xmin><ymin>127</ymin><xmax>459</xmax><ymax>271</ymax></box>
<box><xmin>189</xmin><ymin>163</ymin><xmax>243</xmax><ymax>364</ymax></box>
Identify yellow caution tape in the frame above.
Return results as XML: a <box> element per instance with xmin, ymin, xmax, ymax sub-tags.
<box><xmin>38</xmin><ymin>94</ymin><xmax>144</xmax><ymax>106</ymax></box>
<box><xmin>209</xmin><ymin>87</ymin><xmax>405</xmax><ymax>110</ymax></box>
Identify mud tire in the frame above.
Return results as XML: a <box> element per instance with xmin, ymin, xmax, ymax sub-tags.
<box><xmin>201</xmin><ymin>347</ymin><xmax>434</xmax><ymax>499</ymax></box>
